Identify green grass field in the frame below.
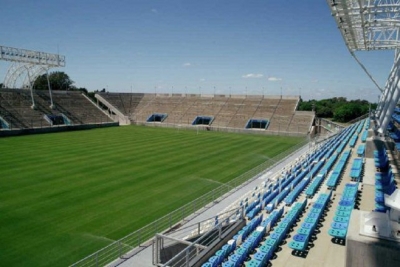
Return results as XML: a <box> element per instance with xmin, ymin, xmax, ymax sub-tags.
<box><xmin>0</xmin><ymin>126</ymin><xmax>305</xmax><ymax>266</ymax></box>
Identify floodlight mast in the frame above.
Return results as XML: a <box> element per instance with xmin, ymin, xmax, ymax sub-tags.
<box><xmin>327</xmin><ymin>0</ymin><xmax>400</xmax><ymax>133</ymax></box>
<box><xmin>0</xmin><ymin>45</ymin><xmax>65</xmax><ymax>109</ymax></box>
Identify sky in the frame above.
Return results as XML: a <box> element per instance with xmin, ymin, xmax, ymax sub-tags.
<box><xmin>0</xmin><ymin>0</ymin><xmax>395</xmax><ymax>102</ymax></box>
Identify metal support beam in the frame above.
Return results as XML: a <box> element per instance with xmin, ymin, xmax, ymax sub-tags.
<box><xmin>46</xmin><ymin>70</ymin><xmax>54</xmax><ymax>109</ymax></box>
<box><xmin>25</xmin><ymin>66</ymin><xmax>36</xmax><ymax>109</ymax></box>
<box><xmin>155</xmin><ymin>234</ymin><xmax>208</xmax><ymax>250</ymax></box>
<box><xmin>377</xmin><ymin>50</ymin><xmax>400</xmax><ymax>133</ymax></box>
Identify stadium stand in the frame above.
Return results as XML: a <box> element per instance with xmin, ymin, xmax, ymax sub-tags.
<box><xmin>0</xmin><ymin>88</ymin><xmax>112</xmax><ymax>129</ymax></box>
<box><xmin>96</xmin><ymin>93</ymin><xmax>314</xmax><ymax>134</ymax></box>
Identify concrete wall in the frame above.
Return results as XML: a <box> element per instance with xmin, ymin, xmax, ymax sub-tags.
<box><xmin>135</xmin><ymin>122</ymin><xmax>309</xmax><ymax>137</ymax></box>
<box><xmin>0</xmin><ymin>122</ymin><xmax>119</xmax><ymax>137</ymax></box>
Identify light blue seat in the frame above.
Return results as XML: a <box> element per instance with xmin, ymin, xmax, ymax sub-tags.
<box><xmin>331</xmin><ymin>222</ymin><xmax>348</xmax><ymax>230</ymax></box>
<box><xmin>328</xmin><ymin>228</ymin><xmax>347</xmax><ymax>238</ymax></box>
<box><xmin>288</xmin><ymin>240</ymin><xmax>306</xmax><ymax>251</ymax></box>
<box><xmin>244</xmin><ymin>259</ymin><xmax>263</xmax><ymax>267</ymax></box>
<box><xmin>333</xmin><ymin>215</ymin><xmax>350</xmax><ymax>223</ymax></box>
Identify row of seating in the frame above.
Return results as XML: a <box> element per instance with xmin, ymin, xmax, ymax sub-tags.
<box><xmin>349</xmin><ymin>134</ymin><xmax>358</xmax><ymax>148</ymax></box>
<box><xmin>260</xmin><ymin>208</ymin><xmax>284</xmax><ymax>231</ymax></box>
<box><xmin>305</xmin><ymin>173</ymin><xmax>327</xmax><ymax>198</ymax></box>
<box><xmin>284</xmin><ymin>176</ymin><xmax>311</xmax><ymax>206</ymax></box>
<box><xmin>364</xmin><ymin>119</ymin><xmax>370</xmax><ymax>130</ymax></box>
<box><xmin>289</xmin><ymin>160</ymin><xmax>328</xmax><ymax>203</ymax></box>
<box><xmin>374</xmin><ymin>149</ymin><xmax>389</xmax><ymax>170</ymax></box>
<box><xmin>328</xmin><ymin>183</ymin><xmax>358</xmax><ymax>239</ymax></box>
<box><xmin>233</xmin><ymin>216</ymin><xmax>263</xmax><ymax>246</ymax></box>
<box><xmin>392</xmin><ymin>113</ymin><xmax>400</xmax><ymax>125</ymax></box>
<box><xmin>305</xmin><ymin>124</ymin><xmax>358</xmax><ymax>198</ymax></box>
<box><xmin>375</xmin><ymin>148</ymin><xmax>396</xmax><ymax>212</ymax></box>
<box><xmin>203</xmin><ymin>208</ymin><xmax>286</xmax><ymax>267</ymax></box>
<box><xmin>306</xmin><ymin>153</ymin><xmax>339</xmax><ymax>197</ymax></box>
<box><xmin>350</xmin><ymin>158</ymin><xmax>363</xmax><ymax>181</ymax></box>
<box><xmin>288</xmin><ymin>192</ymin><xmax>332</xmax><ymax>251</ymax></box>
<box><xmin>326</xmin><ymin>150</ymin><xmax>351</xmax><ymax>188</ymax></box>
<box><xmin>357</xmin><ymin>144</ymin><xmax>366</xmax><ymax>157</ymax></box>
<box><xmin>387</xmin><ymin>120</ymin><xmax>400</xmax><ymax>153</ymax></box>
<box><xmin>202</xmin><ymin>239</ymin><xmax>236</xmax><ymax>267</ymax></box>
<box><xmin>320</xmin><ymin>149</ymin><xmax>338</xmax><ymax>174</ymax></box>
<box><xmin>264</xmin><ymin>155</ymin><xmax>318</xmax><ymax>212</ymax></box>
<box><xmin>361</xmin><ymin>130</ymin><xmax>368</xmax><ymax>142</ymax></box>
<box><xmin>244</xmin><ymin>144</ymin><xmax>325</xmax><ymax>218</ymax></box>
<box><xmin>243</xmin><ymin>200</ymin><xmax>307</xmax><ymax>267</ymax></box>
<box><xmin>356</xmin><ymin>121</ymin><xmax>364</xmax><ymax>134</ymax></box>
<box><xmin>245</xmin><ymin>199</ymin><xmax>261</xmax><ymax>219</ymax></box>
<box><xmin>389</xmin><ymin>128</ymin><xmax>400</xmax><ymax>142</ymax></box>
<box><xmin>203</xmin><ymin>119</ymin><xmax>368</xmax><ymax>266</ymax></box>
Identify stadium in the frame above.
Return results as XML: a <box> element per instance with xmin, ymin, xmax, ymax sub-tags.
<box><xmin>1</xmin><ymin>1</ymin><xmax>400</xmax><ymax>267</ymax></box>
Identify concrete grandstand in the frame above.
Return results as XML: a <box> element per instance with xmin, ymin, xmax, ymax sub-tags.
<box><xmin>0</xmin><ymin>88</ymin><xmax>114</xmax><ymax>132</ymax></box>
<box><xmin>96</xmin><ymin>93</ymin><xmax>315</xmax><ymax>135</ymax></box>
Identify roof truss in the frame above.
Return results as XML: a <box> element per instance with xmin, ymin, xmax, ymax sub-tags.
<box><xmin>327</xmin><ymin>0</ymin><xmax>400</xmax><ymax>51</ymax></box>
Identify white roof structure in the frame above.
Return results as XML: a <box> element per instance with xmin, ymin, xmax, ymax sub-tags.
<box><xmin>327</xmin><ymin>0</ymin><xmax>400</xmax><ymax>133</ymax></box>
<box><xmin>328</xmin><ymin>0</ymin><xmax>400</xmax><ymax>51</ymax></box>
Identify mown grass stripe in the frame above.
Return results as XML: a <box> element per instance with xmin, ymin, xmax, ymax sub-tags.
<box><xmin>0</xmin><ymin>125</ymin><xmax>304</xmax><ymax>266</ymax></box>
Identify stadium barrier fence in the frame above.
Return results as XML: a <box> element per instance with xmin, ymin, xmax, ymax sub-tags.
<box><xmin>70</xmin><ymin>138</ymin><xmax>309</xmax><ymax>267</ymax></box>
<box><xmin>134</xmin><ymin>121</ymin><xmax>309</xmax><ymax>137</ymax></box>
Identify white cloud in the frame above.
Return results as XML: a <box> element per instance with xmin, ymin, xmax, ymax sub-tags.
<box><xmin>242</xmin><ymin>73</ymin><xmax>264</xmax><ymax>78</ymax></box>
<box><xmin>183</xmin><ymin>62</ymin><xmax>191</xmax><ymax>67</ymax></box>
<box><xmin>151</xmin><ymin>9</ymin><xmax>158</xmax><ymax>14</ymax></box>
<box><xmin>199</xmin><ymin>78</ymin><xmax>205</xmax><ymax>82</ymax></box>
<box><xmin>267</xmin><ymin>77</ymin><xmax>282</xmax><ymax>82</ymax></box>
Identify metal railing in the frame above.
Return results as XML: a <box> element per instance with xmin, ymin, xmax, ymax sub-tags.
<box><xmin>158</xmin><ymin>207</ymin><xmax>244</xmax><ymax>267</ymax></box>
<box><xmin>70</xmin><ymin>138</ymin><xmax>308</xmax><ymax>267</ymax></box>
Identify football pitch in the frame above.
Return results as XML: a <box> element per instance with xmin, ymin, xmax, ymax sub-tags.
<box><xmin>0</xmin><ymin>126</ymin><xmax>305</xmax><ymax>266</ymax></box>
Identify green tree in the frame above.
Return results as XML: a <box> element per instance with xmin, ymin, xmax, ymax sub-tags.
<box><xmin>333</xmin><ymin>103</ymin><xmax>362</xmax><ymax>122</ymax></box>
<box><xmin>297</xmin><ymin>97</ymin><xmax>375</xmax><ymax>122</ymax></box>
<box><xmin>33</xmin><ymin>71</ymin><xmax>74</xmax><ymax>90</ymax></box>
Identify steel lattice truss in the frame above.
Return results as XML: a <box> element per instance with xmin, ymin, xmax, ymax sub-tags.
<box><xmin>328</xmin><ymin>0</ymin><xmax>400</xmax><ymax>51</ymax></box>
<box><xmin>0</xmin><ymin>45</ymin><xmax>65</xmax><ymax>89</ymax></box>
<box><xmin>0</xmin><ymin>45</ymin><xmax>65</xmax><ymax>67</ymax></box>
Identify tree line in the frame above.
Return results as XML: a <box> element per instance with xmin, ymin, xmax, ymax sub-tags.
<box><xmin>298</xmin><ymin>97</ymin><xmax>377</xmax><ymax>123</ymax></box>
<box><xmin>33</xmin><ymin>71</ymin><xmax>89</xmax><ymax>94</ymax></box>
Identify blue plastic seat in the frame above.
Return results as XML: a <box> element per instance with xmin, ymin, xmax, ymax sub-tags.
<box><xmin>288</xmin><ymin>240</ymin><xmax>306</xmax><ymax>251</ymax></box>
<box><xmin>333</xmin><ymin>216</ymin><xmax>350</xmax><ymax>223</ymax></box>
<box><xmin>245</xmin><ymin>259</ymin><xmax>263</xmax><ymax>267</ymax></box>
<box><xmin>253</xmin><ymin>251</ymin><xmax>268</xmax><ymax>264</ymax></box>
<box><xmin>338</xmin><ymin>200</ymin><xmax>354</xmax><ymax>206</ymax></box>
<box><xmin>328</xmin><ymin>228</ymin><xmax>347</xmax><ymax>238</ymax></box>
<box><xmin>305</xmin><ymin>217</ymin><xmax>318</xmax><ymax>224</ymax></box>
<box><xmin>293</xmin><ymin>234</ymin><xmax>308</xmax><ymax>242</ymax></box>
<box><xmin>331</xmin><ymin>222</ymin><xmax>348</xmax><ymax>230</ymax></box>
<box><xmin>297</xmin><ymin>227</ymin><xmax>312</xmax><ymax>235</ymax></box>
<box><xmin>337</xmin><ymin>205</ymin><xmax>353</xmax><ymax>211</ymax></box>
<box><xmin>258</xmin><ymin>244</ymin><xmax>273</xmax><ymax>254</ymax></box>
<box><xmin>302</xmin><ymin>222</ymin><xmax>313</xmax><ymax>229</ymax></box>
<box><xmin>313</xmin><ymin>203</ymin><xmax>324</xmax><ymax>209</ymax></box>
<box><xmin>335</xmin><ymin>210</ymin><xmax>352</xmax><ymax>217</ymax></box>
